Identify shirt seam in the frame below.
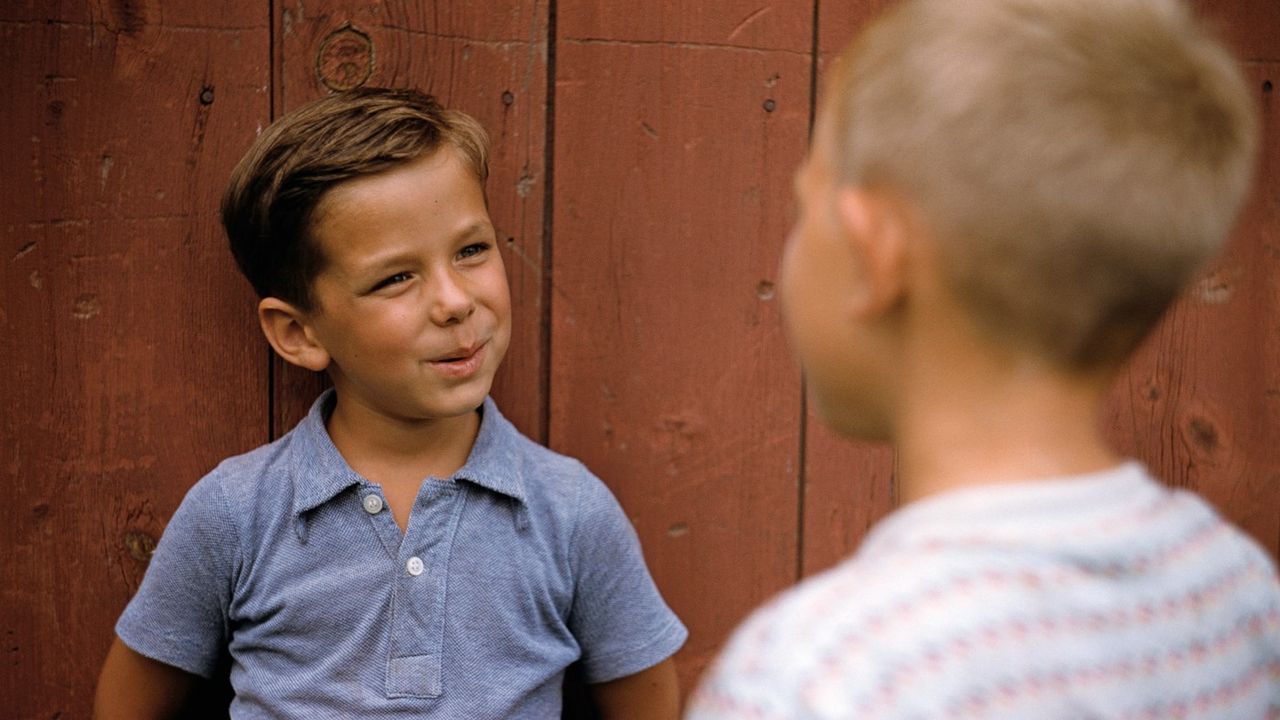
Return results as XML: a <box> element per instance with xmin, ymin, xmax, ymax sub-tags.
<box><xmin>213</xmin><ymin>473</ymin><xmax>245</xmax><ymax>609</ymax></box>
<box><xmin>566</xmin><ymin>462</ymin><xmax>587</xmax><ymax>578</ymax></box>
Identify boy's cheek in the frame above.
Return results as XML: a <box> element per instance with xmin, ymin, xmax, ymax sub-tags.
<box><xmin>777</xmin><ymin>234</ymin><xmax>818</xmax><ymax>354</ymax></box>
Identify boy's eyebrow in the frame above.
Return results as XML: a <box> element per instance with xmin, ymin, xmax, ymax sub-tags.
<box><xmin>354</xmin><ymin>221</ymin><xmax>494</xmax><ymax>276</ymax></box>
<box><xmin>450</xmin><ymin>221</ymin><xmax>492</xmax><ymax>243</ymax></box>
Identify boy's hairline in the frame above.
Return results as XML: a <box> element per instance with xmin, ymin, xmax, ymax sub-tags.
<box><xmin>223</xmin><ymin>88</ymin><xmax>493</xmax><ymax>313</ymax></box>
<box><xmin>270</xmin><ymin>140</ymin><xmax>491</xmax><ymax>312</ymax></box>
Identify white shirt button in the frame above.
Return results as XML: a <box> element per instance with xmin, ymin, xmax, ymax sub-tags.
<box><xmin>362</xmin><ymin>494</ymin><xmax>384</xmax><ymax>514</ymax></box>
<box><xmin>406</xmin><ymin>556</ymin><xmax>425</xmax><ymax>576</ymax></box>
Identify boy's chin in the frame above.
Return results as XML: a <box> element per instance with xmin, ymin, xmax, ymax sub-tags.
<box><xmin>429</xmin><ymin>382</ymin><xmax>495</xmax><ymax>418</ymax></box>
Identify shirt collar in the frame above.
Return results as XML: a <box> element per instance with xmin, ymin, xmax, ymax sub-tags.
<box><xmin>453</xmin><ymin>396</ymin><xmax>528</xmax><ymax>504</ymax></box>
<box><xmin>857</xmin><ymin>461</ymin><xmax>1154</xmax><ymax>558</ymax></box>
<box><xmin>290</xmin><ymin>390</ymin><xmax>527</xmax><ymax>518</ymax></box>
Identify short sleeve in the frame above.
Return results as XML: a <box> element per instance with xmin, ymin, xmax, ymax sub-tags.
<box><xmin>115</xmin><ymin>475</ymin><xmax>239</xmax><ymax>677</ymax></box>
<box><xmin>567</xmin><ymin>474</ymin><xmax>687</xmax><ymax>683</ymax></box>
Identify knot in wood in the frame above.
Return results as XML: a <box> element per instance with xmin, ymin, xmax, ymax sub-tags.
<box><xmin>316</xmin><ymin>26</ymin><xmax>374</xmax><ymax>92</ymax></box>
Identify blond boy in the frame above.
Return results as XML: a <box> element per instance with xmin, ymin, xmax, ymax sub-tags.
<box><xmin>689</xmin><ymin>0</ymin><xmax>1279</xmax><ymax>716</ymax></box>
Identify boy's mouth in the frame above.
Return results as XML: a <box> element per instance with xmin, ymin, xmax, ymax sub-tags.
<box><xmin>427</xmin><ymin>340</ymin><xmax>488</xmax><ymax>378</ymax></box>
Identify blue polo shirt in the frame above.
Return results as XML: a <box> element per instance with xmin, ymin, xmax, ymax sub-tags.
<box><xmin>116</xmin><ymin>391</ymin><xmax>687</xmax><ymax>717</ymax></box>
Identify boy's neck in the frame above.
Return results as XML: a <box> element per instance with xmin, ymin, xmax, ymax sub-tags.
<box><xmin>894</xmin><ymin>342</ymin><xmax>1122</xmax><ymax>505</ymax></box>
<box><xmin>324</xmin><ymin>394</ymin><xmax>482</xmax><ymax>489</ymax></box>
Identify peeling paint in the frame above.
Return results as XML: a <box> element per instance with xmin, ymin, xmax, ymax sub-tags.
<box><xmin>1196</xmin><ymin>267</ymin><xmax>1239</xmax><ymax>305</ymax></box>
<box><xmin>515</xmin><ymin>171</ymin><xmax>536</xmax><ymax>198</ymax></box>
<box><xmin>123</xmin><ymin>531</ymin><xmax>157</xmax><ymax>562</ymax></box>
<box><xmin>72</xmin><ymin>294</ymin><xmax>101</xmax><ymax>319</ymax></box>
<box><xmin>99</xmin><ymin>155</ymin><xmax>114</xmax><ymax>189</ymax></box>
<box><xmin>1197</xmin><ymin>279</ymin><xmax>1232</xmax><ymax>305</ymax></box>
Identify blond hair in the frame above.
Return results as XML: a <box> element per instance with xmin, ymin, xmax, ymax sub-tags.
<box><xmin>828</xmin><ymin>0</ymin><xmax>1258</xmax><ymax>369</ymax></box>
<box><xmin>222</xmin><ymin>88</ymin><xmax>490</xmax><ymax>309</ymax></box>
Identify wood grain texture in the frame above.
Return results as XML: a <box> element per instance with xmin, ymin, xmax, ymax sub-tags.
<box><xmin>0</xmin><ymin>3</ymin><xmax>269</xmax><ymax>717</ymax></box>
<box><xmin>558</xmin><ymin>0</ymin><xmax>811</xmax><ymax>52</ymax></box>
<box><xmin>273</xmin><ymin>0</ymin><xmax>550</xmax><ymax>441</ymax></box>
<box><xmin>1104</xmin><ymin>61</ymin><xmax>1280</xmax><ymax>559</ymax></box>
<box><xmin>549</xmin><ymin>31</ymin><xmax>810</xmax><ymax>691</ymax></box>
<box><xmin>801</xmin><ymin>418</ymin><xmax>896</xmax><ymax>576</ymax></box>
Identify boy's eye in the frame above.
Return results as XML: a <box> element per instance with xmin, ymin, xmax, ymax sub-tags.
<box><xmin>370</xmin><ymin>272</ymin><xmax>412</xmax><ymax>292</ymax></box>
<box><xmin>458</xmin><ymin>242</ymin><xmax>490</xmax><ymax>260</ymax></box>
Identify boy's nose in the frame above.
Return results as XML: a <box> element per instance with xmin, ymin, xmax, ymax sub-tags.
<box><xmin>428</xmin><ymin>270</ymin><xmax>476</xmax><ymax>326</ymax></box>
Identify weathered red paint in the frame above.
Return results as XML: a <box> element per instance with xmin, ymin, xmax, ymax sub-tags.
<box><xmin>3</xmin><ymin>2</ymin><xmax>1275</xmax><ymax>717</ymax></box>
<box><xmin>0</xmin><ymin>2</ymin><xmax>269</xmax><ymax>716</ymax></box>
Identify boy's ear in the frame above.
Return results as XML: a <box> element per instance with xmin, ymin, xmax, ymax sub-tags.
<box><xmin>257</xmin><ymin>297</ymin><xmax>331</xmax><ymax>372</ymax></box>
<box><xmin>834</xmin><ymin>186</ymin><xmax>909</xmax><ymax>318</ymax></box>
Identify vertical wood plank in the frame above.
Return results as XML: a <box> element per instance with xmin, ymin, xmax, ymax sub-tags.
<box><xmin>801</xmin><ymin>419</ymin><xmax>896</xmax><ymax>576</ymax></box>
<box><xmin>0</xmin><ymin>3</ymin><xmax>270</xmax><ymax>717</ymax></box>
<box><xmin>1104</xmin><ymin>61</ymin><xmax>1280</xmax><ymax>559</ymax></box>
<box><xmin>799</xmin><ymin>0</ymin><xmax>899</xmax><ymax>579</ymax></box>
<box><xmin>273</xmin><ymin>0</ymin><xmax>550</xmax><ymax>441</ymax></box>
<box><xmin>551</xmin><ymin>1</ymin><xmax>812</xmax><ymax>692</ymax></box>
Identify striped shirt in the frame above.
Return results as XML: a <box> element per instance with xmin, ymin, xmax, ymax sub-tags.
<box><xmin>688</xmin><ymin>462</ymin><xmax>1280</xmax><ymax>719</ymax></box>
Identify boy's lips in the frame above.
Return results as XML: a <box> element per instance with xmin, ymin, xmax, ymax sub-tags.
<box><xmin>427</xmin><ymin>340</ymin><xmax>488</xmax><ymax>378</ymax></box>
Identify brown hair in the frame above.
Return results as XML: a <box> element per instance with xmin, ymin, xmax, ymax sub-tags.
<box><xmin>826</xmin><ymin>0</ymin><xmax>1258</xmax><ymax>369</ymax></box>
<box><xmin>221</xmin><ymin>87</ymin><xmax>490</xmax><ymax>309</ymax></box>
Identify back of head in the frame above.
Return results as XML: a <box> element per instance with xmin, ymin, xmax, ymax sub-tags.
<box><xmin>828</xmin><ymin>0</ymin><xmax>1258</xmax><ymax>370</ymax></box>
<box><xmin>222</xmin><ymin>88</ymin><xmax>490</xmax><ymax>310</ymax></box>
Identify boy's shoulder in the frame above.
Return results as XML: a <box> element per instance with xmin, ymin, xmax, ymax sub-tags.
<box><xmin>465</xmin><ymin>397</ymin><xmax>621</xmax><ymax>527</ymax></box>
<box><xmin>187</xmin><ymin>412</ymin><xmax>313</xmax><ymax>510</ymax></box>
<box><xmin>694</xmin><ymin>466</ymin><xmax>1280</xmax><ymax>718</ymax></box>
<box><xmin>478</xmin><ymin>397</ymin><xmax>593</xmax><ymax>484</ymax></box>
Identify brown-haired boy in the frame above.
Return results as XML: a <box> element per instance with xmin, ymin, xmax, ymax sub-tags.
<box><xmin>689</xmin><ymin>0</ymin><xmax>1280</xmax><ymax>716</ymax></box>
<box><xmin>95</xmin><ymin>88</ymin><xmax>685</xmax><ymax>718</ymax></box>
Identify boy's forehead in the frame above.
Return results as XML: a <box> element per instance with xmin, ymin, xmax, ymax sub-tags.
<box><xmin>313</xmin><ymin>148</ymin><xmax>468</xmax><ymax>219</ymax></box>
<box><xmin>309</xmin><ymin>148</ymin><xmax>490</xmax><ymax>251</ymax></box>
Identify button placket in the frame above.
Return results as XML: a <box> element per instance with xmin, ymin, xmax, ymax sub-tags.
<box><xmin>358</xmin><ymin>486</ymin><xmax>403</xmax><ymax>563</ymax></box>
<box><xmin>386</xmin><ymin>481</ymin><xmax>467</xmax><ymax>698</ymax></box>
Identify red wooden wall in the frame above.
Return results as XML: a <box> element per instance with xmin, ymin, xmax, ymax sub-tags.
<box><xmin>2</xmin><ymin>1</ymin><xmax>1276</xmax><ymax>716</ymax></box>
